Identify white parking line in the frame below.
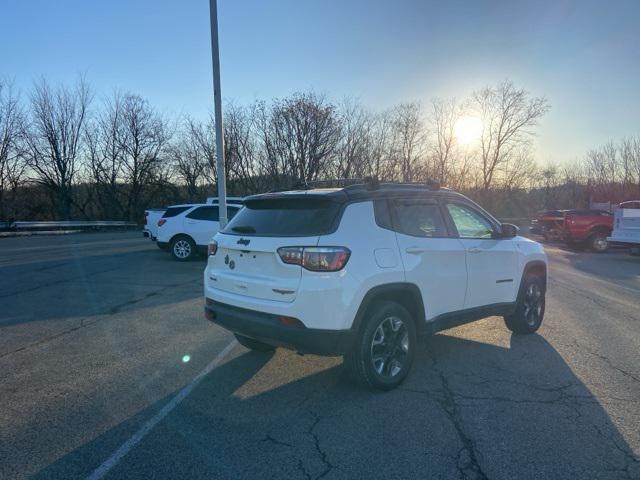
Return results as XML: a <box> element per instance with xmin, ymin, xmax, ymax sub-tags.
<box><xmin>86</xmin><ymin>339</ymin><xmax>238</xmax><ymax>480</ymax></box>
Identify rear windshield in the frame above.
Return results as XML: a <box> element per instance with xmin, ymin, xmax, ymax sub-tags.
<box><xmin>222</xmin><ymin>197</ymin><xmax>341</xmax><ymax>236</ymax></box>
<box><xmin>162</xmin><ymin>206</ymin><xmax>191</xmax><ymax>218</ymax></box>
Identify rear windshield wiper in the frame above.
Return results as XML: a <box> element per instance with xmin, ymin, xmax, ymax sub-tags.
<box><xmin>231</xmin><ymin>225</ymin><xmax>256</xmax><ymax>233</ymax></box>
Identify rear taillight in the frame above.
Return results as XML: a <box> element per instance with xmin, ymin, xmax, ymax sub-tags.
<box><xmin>157</xmin><ymin>218</ymin><xmax>166</xmax><ymax>227</ymax></box>
<box><xmin>277</xmin><ymin>246</ymin><xmax>351</xmax><ymax>272</ymax></box>
<box><xmin>278</xmin><ymin>247</ymin><xmax>305</xmax><ymax>265</ymax></box>
<box><xmin>208</xmin><ymin>240</ymin><xmax>218</xmax><ymax>256</ymax></box>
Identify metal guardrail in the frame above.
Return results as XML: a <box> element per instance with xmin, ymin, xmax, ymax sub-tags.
<box><xmin>9</xmin><ymin>221</ymin><xmax>138</xmax><ymax>231</ymax></box>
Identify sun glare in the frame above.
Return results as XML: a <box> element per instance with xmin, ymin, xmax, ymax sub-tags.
<box><xmin>454</xmin><ymin>116</ymin><xmax>482</xmax><ymax>145</ymax></box>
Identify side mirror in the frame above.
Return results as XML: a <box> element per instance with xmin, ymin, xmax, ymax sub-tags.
<box><xmin>500</xmin><ymin>223</ymin><xmax>519</xmax><ymax>238</ymax></box>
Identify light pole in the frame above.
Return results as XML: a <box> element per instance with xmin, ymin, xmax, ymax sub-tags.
<box><xmin>209</xmin><ymin>0</ymin><xmax>227</xmax><ymax>227</ymax></box>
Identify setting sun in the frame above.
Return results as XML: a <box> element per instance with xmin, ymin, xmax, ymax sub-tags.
<box><xmin>454</xmin><ymin>115</ymin><xmax>483</xmax><ymax>145</ymax></box>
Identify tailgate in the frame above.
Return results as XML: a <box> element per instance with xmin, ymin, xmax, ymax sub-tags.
<box><xmin>207</xmin><ymin>233</ymin><xmax>319</xmax><ymax>302</ymax></box>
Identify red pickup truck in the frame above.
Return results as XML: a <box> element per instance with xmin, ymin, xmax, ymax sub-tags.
<box><xmin>563</xmin><ymin>209</ymin><xmax>613</xmax><ymax>252</ymax></box>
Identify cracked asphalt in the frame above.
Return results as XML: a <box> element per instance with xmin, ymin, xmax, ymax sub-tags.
<box><xmin>0</xmin><ymin>232</ymin><xmax>639</xmax><ymax>479</ymax></box>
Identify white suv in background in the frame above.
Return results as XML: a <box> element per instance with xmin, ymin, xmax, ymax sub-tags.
<box><xmin>203</xmin><ymin>180</ymin><xmax>548</xmax><ymax>390</ymax></box>
<box><xmin>157</xmin><ymin>203</ymin><xmax>241</xmax><ymax>261</ymax></box>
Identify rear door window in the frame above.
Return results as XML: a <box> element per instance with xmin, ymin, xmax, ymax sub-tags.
<box><xmin>162</xmin><ymin>206</ymin><xmax>191</xmax><ymax>218</ymax></box>
<box><xmin>186</xmin><ymin>206</ymin><xmax>219</xmax><ymax>221</ymax></box>
<box><xmin>390</xmin><ymin>200</ymin><xmax>448</xmax><ymax>237</ymax></box>
<box><xmin>223</xmin><ymin>197</ymin><xmax>341</xmax><ymax>236</ymax></box>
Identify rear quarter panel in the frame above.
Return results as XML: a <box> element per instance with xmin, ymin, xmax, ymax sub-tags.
<box><xmin>315</xmin><ymin>201</ymin><xmax>405</xmax><ymax>330</ymax></box>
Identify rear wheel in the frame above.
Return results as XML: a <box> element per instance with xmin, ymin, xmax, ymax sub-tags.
<box><xmin>504</xmin><ymin>275</ymin><xmax>545</xmax><ymax>334</ymax></box>
<box><xmin>590</xmin><ymin>233</ymin><xmax>609</xmax><ymax>253</ymax></box>
<box><xmin>171</xmin><ymin>236</ymin><xmax>196</xmax><ymax>261</ymax></box>
<box><xmin>346</xmin><ymin>301</ymin><xmax>416</xmax><ymax>391</ymax></box>
<box><xmin>234</xmin><ymin>334</ymin><xmax>275</xmax><ymax>352</ymax></box>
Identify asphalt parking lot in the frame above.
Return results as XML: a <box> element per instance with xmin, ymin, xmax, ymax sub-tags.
<box><xmin>1</xmin><ymin>232</ymin><xmax>639</xmax><ymax>480</ymax></box>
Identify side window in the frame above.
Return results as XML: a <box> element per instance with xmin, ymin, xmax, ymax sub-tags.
<box><xmin>391</xmin><ymin>200</ymin><xmax>447</xmax><ymax>237</ymax></box>
<box><xmin>186</xmin><ymin>206</ymin><xmax>219</xmax><ymax>221</ymax></box>
<box><xmin>446</xmin><ymin>203</ymin><xmax>494</xmax><ymax>239</ymax></box>
<box><xmin>162</xmin><ymin>206</ymin><xmax>190</xmax><ymax>218</ymax></box>
<box><xmin>373</xmin><ymin>200</ymin><xmax>393</xmax><ymax>230</ymax></box>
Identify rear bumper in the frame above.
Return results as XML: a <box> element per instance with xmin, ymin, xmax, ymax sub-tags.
<box><xmin>205</xmin><ymin>300</ymin><xmax>355</xmax><ymax>356</ymax></box>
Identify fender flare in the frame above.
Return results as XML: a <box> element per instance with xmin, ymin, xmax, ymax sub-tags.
<box><xmin>516</xmin><ymin>260</ymin><xmax>547</xmax><ymax>300</ymax></box>
<box><xmin>351</xmin><ymin>282</ymin><xmax>426</xmax><ymax>334</ymax></box>
<box><xmin>169</xmin><ymin>233</ymin><xmax>196</xmax><ymax>247</ymax></box>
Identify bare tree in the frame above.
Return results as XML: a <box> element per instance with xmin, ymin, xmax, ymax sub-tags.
<box><xmin>500</xmin><ymin>146</ymin><xmax>537</xmax><ymax>190</ymax></box>
<box><xmin>367</xmin><ymin>110</ymin><xmax>397</xmax><ymax>181</ymax></box>
<box><xmin>170</xmin><ymin>117</ymin><xmax>213</xmax><ymax>201</ymax></box>
<box><xmin>391</xmin><ymin>102</ymin><xmax>426</xmax><ymax>182</ymax></box>
<box><xmin>427</xmin><ymin>97</ymin><xmax>479</xmax><ymax>188</ymax></box>
<box><xmin>85</xmin><ymin>92</ymin><xmax>126</xmax><ymax>218</ymax></box>
<box><xmin>254</xmin><ymin>100</ymin><xmax>288</xmax><ymax>189</ymax></box>
<box><xmin>116</xmin><ymin>94</ymin><xmax>171</xmax><ymax>220</ymax></box>
<box><xmin>24</xmin><ymin>78</ymin><xmax>92</xmax><ymax>218</ymax></box>
<box><xmin>332</xmin><ymin>98</ymin><xmax>374</xmax><ymax>179</ymax></box>
<box><xmin>619</xmin><ymin>136</ymin><xmax>640</xmax><ymax>193</ymax></box>
<box><xmin>585</xmin><ymin>141</ymin><xmax>620</xmax><ymax>200</ymax></box>
<box><xmin>224</xmin><ymin>103</ymin><xmax>260</xmax><ymax>193</ymax></box>
<box><xmin>0</xmin><ymin>81</ymin><xmax>26</xmax><ymax>220</ymax></box>
<box><xmin>473</xmin><ymin>80</ymin><xmax>550</xmax><ymax>190</ymax></box>
<box><xmin>268</xmin><ymin>92</ymin><xmax>341</xmax><ymax>183</ymax></box>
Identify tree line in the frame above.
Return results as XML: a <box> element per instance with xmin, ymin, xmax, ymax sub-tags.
<box><xmin>1</xmin><ymin>77</ymin><xmax>638</xmax><ymax>223</ymax></box>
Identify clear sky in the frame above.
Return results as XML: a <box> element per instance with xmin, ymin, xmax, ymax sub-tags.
<box><xmin>2</xmin><ymin>0</ymin><xmax>639</xmax><ymax>165</ymax></box>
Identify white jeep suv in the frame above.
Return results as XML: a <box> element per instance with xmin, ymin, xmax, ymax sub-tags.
<box><xmin>204</xmin><ymin>181</ymin><xmax>547</xmax><ymax>390</ymax></box>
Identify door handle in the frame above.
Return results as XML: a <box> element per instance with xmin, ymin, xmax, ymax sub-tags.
<box><xmin>467</xmin><ymin>248</ymin><xmax>481</xmax><ymax>254</ymax></box>
<box><xmin>405</xmin><ymin>247</ymin><xmax>426</xmax><ymax>254</ymax></box>
<box><xmin>186</xmin><ymin>221</ymin><xmax>197</xmax><ymax>224</ymax></box>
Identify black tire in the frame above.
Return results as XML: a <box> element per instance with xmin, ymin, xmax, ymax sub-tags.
<box><xmin>589</xmin><ymin>233</ymin><xmax>609</xmax><ymax>253</ymax></box>
<box><xmin>170</xmin><ymin>235</ymin><xmax>196</xmax><ymax>261</ymax></box>
<box><xmin>629</xmin><ymin>247</ymin><xmax>640</xmax><ymax>256</ymax></box>
<box><xmin>504</xmin><ymin>275</ymin><xmax>545</xmax><ymax>334</ymax></box>
<box><xmin>345</xmin><ymin>301</ymin><xmax>417</xmax><ymax>391</ymax></box>
<box><xmin>234</xmin><ymin>333</ymin><xmax>275</xmax><ymax>352</ymax></box>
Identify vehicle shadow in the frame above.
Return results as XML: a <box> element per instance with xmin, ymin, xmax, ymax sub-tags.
<box><xmin>32</xmin><ymin>330</ymin><xmax>639</xmax><ymax>480</ymax></box>
<box><xmin>0</xmin><ymin>246</ymin><xmax>205</xmax><ymax>328</ymax></box>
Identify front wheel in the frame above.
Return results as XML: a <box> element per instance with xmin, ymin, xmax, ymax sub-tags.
<box><xmin>346</xmin><ymin>301</ymin><xmax>416</xmax><ymax>391</ymax></box>
<box><xmin>504</xmin><ymin>276</ymin><xmax>545</xmax><ymax>334</ymax></box>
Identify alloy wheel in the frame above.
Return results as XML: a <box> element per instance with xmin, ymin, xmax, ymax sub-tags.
<box><xmin>174</xmin><ymin>240</ymin><xmax>192</xmax><ymax>259</ymax></box>
<box><xmin>523</xmin><ymin>283</ymin><xmax>543</xmax><ymax>327</ymax></box>
<box><xmin>370</xmin><ymin>316</ymin><xmax>409</xmax><ymax>378</ymax></box>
